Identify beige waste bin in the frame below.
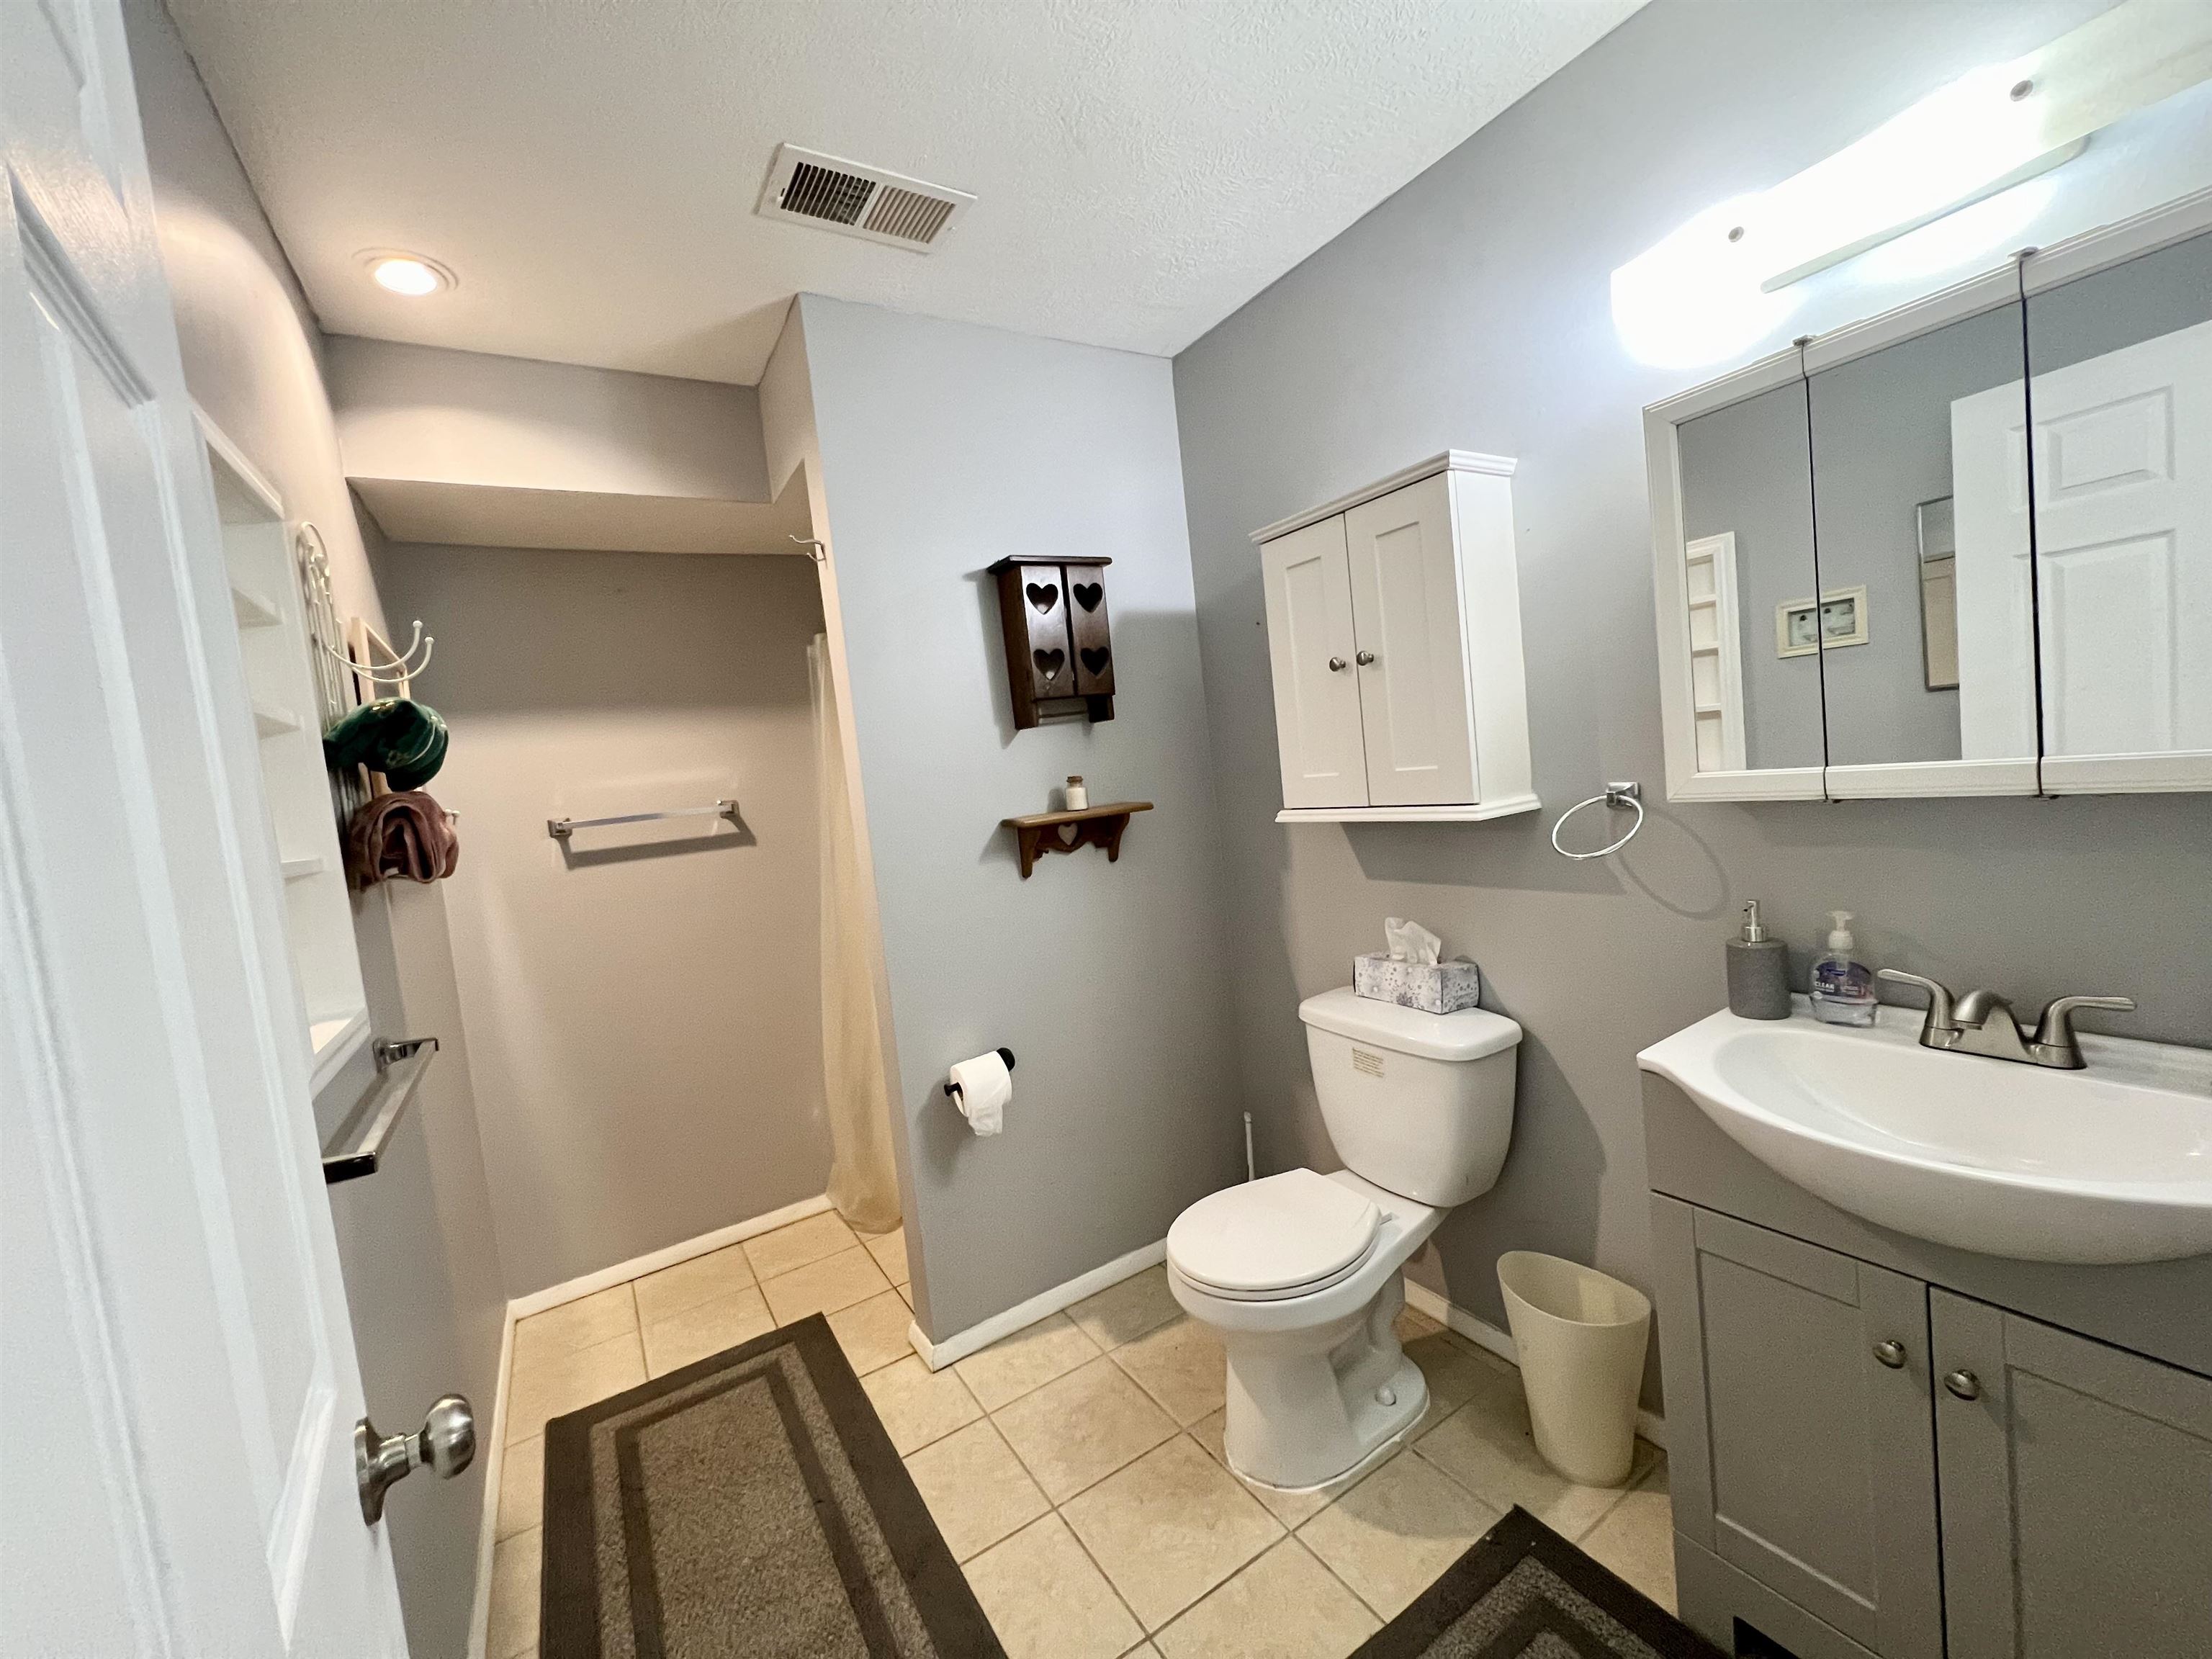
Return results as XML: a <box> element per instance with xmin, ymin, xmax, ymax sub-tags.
<box><xmin>1496</xmin><ymin>1251</ymin><xmax>1651</xmax><ymax>1486</ymax></box>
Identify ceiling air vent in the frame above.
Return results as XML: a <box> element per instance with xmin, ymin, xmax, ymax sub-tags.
<box><xmin>757</xmin><ymin>145</ymin><xmax>974</xmax><ymax>252</ymax></box>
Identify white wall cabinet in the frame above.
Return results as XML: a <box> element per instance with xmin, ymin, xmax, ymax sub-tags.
<box><xmin>1255</xmin><ymin>452</ymin><xmax>1537</xmax><ymax>823</ymax></box>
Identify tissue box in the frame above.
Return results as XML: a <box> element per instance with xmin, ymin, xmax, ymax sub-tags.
<box><xmin>1354</xmin><ymin>953</ymin><xmax>1482</xmax><ymax>1014</ymax></box>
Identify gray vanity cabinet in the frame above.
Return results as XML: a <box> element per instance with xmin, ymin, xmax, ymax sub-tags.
<box><xmin>1930</xmin><ymin>1291</ymin><xmax>2212</xmax><ymax>1659</ymax></box>
<box><xmin>1653</xmin><ymin>1201</ymin><xmax>1943</xmax><ymax>1658</ymax></box>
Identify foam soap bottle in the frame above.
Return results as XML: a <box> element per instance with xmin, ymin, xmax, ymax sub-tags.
<box><xmin>1809</xmin><ymin>910</ymin><xmax>1876</xmax><ymax>1026</ymax></box>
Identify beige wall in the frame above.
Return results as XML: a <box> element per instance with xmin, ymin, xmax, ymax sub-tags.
<box><xmin>372</xmin><ymin>543</ymin><xmax>834</xmax><ymax>1297</ymax></box>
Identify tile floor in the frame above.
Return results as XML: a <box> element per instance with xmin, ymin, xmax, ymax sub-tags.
<box><xmin>487</xmin><ymin>1209</ymin><xmax>1673</xmax><ymax>1659</ymax></box>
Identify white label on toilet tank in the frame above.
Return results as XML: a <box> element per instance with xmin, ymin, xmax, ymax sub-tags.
<box><xmin>1352</xmin><ymin>1047</ymin><xmax>1385</xmax><ymax>1078</ymax></box>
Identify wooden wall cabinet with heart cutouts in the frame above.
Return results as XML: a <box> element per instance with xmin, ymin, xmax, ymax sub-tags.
<box><xmin>987</xmin><ymin>555</ymin><xmax>1115</xmax><ymax>729</ymax></box>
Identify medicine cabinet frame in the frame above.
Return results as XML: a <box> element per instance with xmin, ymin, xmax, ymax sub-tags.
<box><xmin>1647</xmin><ymin>184</ymin><xmax>2212</xmax><ymax>803</ymax></box>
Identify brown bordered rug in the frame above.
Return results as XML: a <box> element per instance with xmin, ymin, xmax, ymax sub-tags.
<box><xmin>1352</xmin><ymin>1506</ymin><xmax>1723</xmax><ymax>1659</ymax></box>
<box><xmin>540</xmin><ymin>1313</ymin><xmax>1004</xmax><ymax>1659</ymax></box>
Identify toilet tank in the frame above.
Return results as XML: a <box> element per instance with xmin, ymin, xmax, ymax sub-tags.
<box><xmin>1298</xmin><ymin>988</ymin><xmax>1521</xmax><ymax>1207</ymax></box>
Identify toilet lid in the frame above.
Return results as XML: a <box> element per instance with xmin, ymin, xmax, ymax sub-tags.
<box><xmin>1168</xmin><ymin>1169</ymin><xmax>1381</xmax><ymax>1298</ymax></box>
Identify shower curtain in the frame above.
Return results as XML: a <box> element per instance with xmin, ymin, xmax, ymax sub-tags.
<box><xmin>809</xmin><ymin>635</ymin><xmax>902</xmax><ymax>1233</ymax></box>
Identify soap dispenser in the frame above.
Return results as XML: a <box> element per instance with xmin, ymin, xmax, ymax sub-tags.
<box><xmin>1809</xmin><ymin>910</ymin><xmax>1876</xmax><ymax>1026</ymax></box>
<box><xmin>1725</xmin><ymin>901</ymin><xmax>1791</xmax><ymax>1020</ymax></box>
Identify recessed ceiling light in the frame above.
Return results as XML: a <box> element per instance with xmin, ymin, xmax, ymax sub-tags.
<box><xmin>359</xmin><ymin>251</ymin><xmax>454</xmax><ymax>297</ymax></box>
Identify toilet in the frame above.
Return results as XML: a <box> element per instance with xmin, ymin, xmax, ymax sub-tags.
<box><xmin>1166</xmin><ymin>987</ymin><xmax>1521</xmax><ymax>1491</ymax></box>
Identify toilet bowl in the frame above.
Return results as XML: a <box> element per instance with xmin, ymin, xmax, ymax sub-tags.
<box><xmin>1166</xmin><ymin>989</ymin><xmax>1520</xmax><ymax>1490</ymax></box>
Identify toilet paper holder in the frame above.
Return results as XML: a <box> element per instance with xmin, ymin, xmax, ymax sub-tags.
<box><xmin>944</xmin><ymin>1048</ymin><xmax>1017</xmax><ymax>1098</ymax></box>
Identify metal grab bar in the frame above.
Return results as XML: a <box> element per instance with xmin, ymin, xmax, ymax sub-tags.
<box><xmin>547</xmin><ymin>799</ymin><xmax>739</xmax><ymax>841</ymax></box>
<box><xmin>323</xmin><ymin>1038</ymin><xmax>439</xmax><ymax>1184</ymax></box>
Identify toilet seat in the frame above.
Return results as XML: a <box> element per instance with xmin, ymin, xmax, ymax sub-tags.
<box><xmin>1167</xmin><ymin>1169</ymin><xmax>1381</xmax><ymax>1302</ymax></box>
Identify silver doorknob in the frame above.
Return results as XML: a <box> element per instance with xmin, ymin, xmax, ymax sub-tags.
<box><xmin>1872</xmin><ymin>1339</ymin><xmax>1907</xmax><ymax>1370</ymax></box>
<box><xmin>356</xmin><ymin>1394</ymin><xmax>476</xmax><ymax>1524</ymax></box>
<box><xmin>1356</xmin><ymin>650</ymin><xmax>1377</xmax><ymax>666</ymax></box>
<box><xmin>1943</xmin><ymin>1369</ymin><xmax>1982</xmax><ymax>1401</ymax></box>
<box><xmin>1328</xmin><ymin>656</ymin><xmax>1347</xmax><ymax>672</ymax></box>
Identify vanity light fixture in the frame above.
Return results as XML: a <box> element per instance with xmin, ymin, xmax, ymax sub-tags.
<box><xmin>1611</xmin><ymin>0</ymin><xmax>2212</xmax><ymax>366</ymax></box>
<box><xmin>360</xmin><ymin>251</ymin><xmax>455</xmax><ymax>297</ymax></box>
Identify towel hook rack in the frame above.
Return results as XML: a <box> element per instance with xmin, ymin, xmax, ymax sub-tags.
<box><xmin>1550</xmin><ymin>781</ymin><xmax>1644</xmax><ymax>860</ymax></box>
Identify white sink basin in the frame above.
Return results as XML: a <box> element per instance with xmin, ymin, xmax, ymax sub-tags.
<box><xmin>1639</xmin><ymin>1003</ymin><xmax>2212</xmax><ymax>1264</ymax></box>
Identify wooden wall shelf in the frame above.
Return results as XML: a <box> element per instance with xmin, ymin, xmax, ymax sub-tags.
<box><xmin>1001</xmin><ymin>801</ymin><xmax>1154</xmax><ymax>878</ymax></box>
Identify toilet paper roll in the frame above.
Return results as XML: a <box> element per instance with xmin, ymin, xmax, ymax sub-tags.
<box><xmin>948</xmin><ymin>1051</ymin><xmax>1011</xmax><ymax>1137</ymax></box>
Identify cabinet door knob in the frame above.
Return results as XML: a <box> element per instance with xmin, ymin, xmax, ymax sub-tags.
<box><xmin>1872</xmin><ymin>1339</ymin><xmax>1907</xmax><ymax>1370</ymax></box>
<box><xmin>1356</xmin><ymin>650</ymin><xmax>1377</xmax><ymax>666</ymax></box>
<box><xmin>1943</xmin><ymin>1368</ymin><xmax>1982</xmax><ymax>1401</ymax></box>
<box><xmin>1327</xmin><ymin>656</ymin><xmax>1347</xmax><ymax>673</ymax></box>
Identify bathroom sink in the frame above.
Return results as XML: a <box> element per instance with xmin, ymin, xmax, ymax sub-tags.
<box><xmin>1639</xmin><ymin>1004</ymin><xmax>2212</xmax><ymax>1264</ymax></box>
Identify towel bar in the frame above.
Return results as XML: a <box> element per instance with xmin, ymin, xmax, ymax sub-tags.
<box><xmin>322</xmin><ymin>1037</ymin><xmax>439</xmax><ymax>1184</ymax></box>
<box><xmin>547</xmin><ymin>799</ymin><xmax>739</xmax><ymax>840</ymax></box>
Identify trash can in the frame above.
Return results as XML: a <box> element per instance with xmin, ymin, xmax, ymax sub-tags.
<box><xmin>1496</xmin><ymin>1251</ymin><xmax>1651</xmax><ymax>1486</ymax></box>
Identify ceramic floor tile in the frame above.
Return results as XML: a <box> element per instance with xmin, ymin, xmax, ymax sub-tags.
<box><xmin>1295</xmin><ymin>1450</ymin><xmax>1501</xmax><ymax>1620</ymax></box>
<box><xmin>1188</xmin><ymin>1407</ymin><xmax>1373</xmax><ymax>1528</ymax></box>
<box><xmin>860</xmin><ymin>1224</ymin><xmax>909</xmax><ymax>1286</ymax></box>
<box><xmin>742</xmin><ymin>1210</ymin><xmax>858</xmax><ymax>1281</ymax></box>
<box><xmin>1110</xmin><ymin>1316</ymin><xmax>1226</xmax><ymax>1427</ymax></box>
<box><xmin>1394</xmin><ymin>1304</ymin><xmax>1445</xmax><ymax>1343</ymax></box>
<box><xmin>1154</xmin><ymin>1537</ymin><xmax>1379</xmax><ymax>1659</ymax></box>
<box><xmin>860</xmin><ymin>1355</ymin><xmax>982</xmax><ymax>1454</ymax></box>
<box><xmin>486</xmin><ymin>1525</ymin><xmax>541</xmax><ymax>1659</ymax></box>
<box><xmin>902</xmin><ymin>1419</ymin><xmax>1051</xmax><ymax>1561</ymax></box>
<box><xmin>896</xmin><ymin>1280</ymin><xmax>914</xmax><ymax>1309</ymax></box>
<box><xmin>1061</xmin><ymin>1436</ymin><xmax>1285</xmax><ymax>1631</ymax></box>
<box><xmin>640</xmin><ymin>1285</ymin><xmax>773</xmax><ymax>1377</ymax></box>
<box><xmin>1413</xmin><ymin>1373</ymin><xmax>1655</xmax><ymax>1540</ymax></box>
<box><xmin>1405</xmin><ymin>1331</ymin><xmax>1504</xmax><ymax>1433</ymax></box>
<box><xmin>827</xmin><ymin>1289</ymin><xmax>916</xmax><ymax>1375</ymax></box>
<box><xmin>506</xmin><ymin>1328</ymin><xmax>646</xmax><ymax>1443</ymax></box>
<box><xmin>955</xmin><ymin>1313</ymin><xmax>1101</xmax><ymax>1411</ymax></box>
<box><xmin>1578</xmin><ymin>1455</ymin><xmax>1677</xmax><ymax>1614</ymax></box>
<box><xmin>632</xmin><ymin>1241</ymin><xmax>755</xmax><ymax>1328</ymax></box>
<box><xmin>991</xmin><ymin>1356</ymin><xmax>1177</xmax><ymax>1503</ymax></box>
<box><xmin>496</xmin><ymin>1435</ymin><xmax>544</xmax><ymax>1541</ymax></box>
<box><xmin>759</xmin><ymin>1246</ymin><xmax>891</xmax><ymax>1324</ymax></box>
<box><xmin>1068</xmin><ymin>1265</ymin><xmax>1184</xmax><ymax>1352</ymax></box>
<box><xmin>962</xmin><ymin>1513</ymin><xmax>1143</xmax><ymax>1659</ymax></box>
<box><xmin>512</xmin><ymin>1283</ymin><xmax>635</xmax><ymax>1370</ymax></box>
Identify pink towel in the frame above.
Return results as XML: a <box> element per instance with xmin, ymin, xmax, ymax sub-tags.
<box><xmin>346</xmin><ymin>791</ymin><xmax>460</xmax><ymax>888</ymax></box>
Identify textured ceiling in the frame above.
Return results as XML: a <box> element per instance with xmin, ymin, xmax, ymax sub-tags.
<box><xmin>163</xmin><ymin>0</ymin><xmax>1642</xmax><ymax>383</ymax></box>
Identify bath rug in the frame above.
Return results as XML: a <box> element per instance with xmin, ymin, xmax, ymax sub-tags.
<box><xmin>1352</xmin><ymin>1506</ymin><xmax>1722</xmax><ymax>1659</ymax></box>
<box><xmin>540</xmin><ymin>1314</ymin><xmax>1003</xmax><ymax>1659</ymax></box>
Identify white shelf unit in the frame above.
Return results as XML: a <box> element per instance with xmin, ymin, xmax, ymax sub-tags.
<box><xmin>1681</xmin><ymin>534</ymin><xmax>1746</xmax><ymax>773</ymax></box>
<box><xmin>202</xmin><ymin>415</ymin><xmax>368</xmax><ymax>1092</ymax></box>
<box><xmin>1254</xmin><ymin>451</ymin><xmax>1539</xmax><ymax>824</ymax></box>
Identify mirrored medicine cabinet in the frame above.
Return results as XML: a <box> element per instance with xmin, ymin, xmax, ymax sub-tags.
<box><xmin>1647</xmin><ymin>190</ymin><xmax>2212</xmax><ymax>801</ymax></box>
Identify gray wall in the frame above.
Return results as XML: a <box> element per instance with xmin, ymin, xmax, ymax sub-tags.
<box><xmin>1170</xmin><ymin>0</ymin><xmax>2212</xmax><ymax>1403</ymax></box>
<box><xmin>798</xmin><ymin>295</ymin><xmax>1241</xmax><ymax>1340</ymax></box>
<box><xmin>372</xmin><ymin>544</ymin><xmax>831</xmax><ymax>1298</ymax></box>
<box><xmin>121</xmin><ymin>4</ymin><xmax>505</xmax><ymax>1651</ymax></box>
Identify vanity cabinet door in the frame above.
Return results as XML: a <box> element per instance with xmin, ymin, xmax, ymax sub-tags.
<box><xmin>1931</xmin><ymin>1291</ymin><xmax>2212</xmax><ymax>1659</ymax></box>
<box><xmin>1341</xmin><ymin>472</ymin><xmax>1477</xmax><ymax>805</ymax></box>
<box><xmin>1653</xmin><ymin>1200</ymin><xmax>1943</xmax><ymax>1658</ymax></box>
<box><xmin>1260</xmin><ymin>514</ymin><xmax>1368</xmax><ymax>808</ymax></box>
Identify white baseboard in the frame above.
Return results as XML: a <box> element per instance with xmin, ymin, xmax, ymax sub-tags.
<box><xmin>1402</xmin><ymin>1280</ymin><xmax>1667</xmax><ymax>1451</ymax></box>
<box><xmin>506</xmin><ymin>1193</ymin><xmax>835</xmax><ymax>1320</ymax></box>
<box><xmin>465</xmin><ymin>1293</ymin><xmax>517</xmax><ymax>1659</ymax></box>
<box><xmin>470</xmin><ymin>1190</ymin><xmax>836</xmax><ymax>1657</ymax></box>
<box><xmin>909</xmin><ymin>1237</ymin><xmax>1166</xmax><ymax>1371</ymax></box>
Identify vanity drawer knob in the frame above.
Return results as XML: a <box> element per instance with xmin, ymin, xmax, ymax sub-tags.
<box><xmin>1328</xmin><ymin>656</ymin><xmax>1347</xmax><ymax>673</ymax></box>
<box><xmin>1356</xmin><ymin>650</ymin><xmax>1377</xmax><ymax>666</ymax></box>
<box><xmin>1943</xmin><ymin>1368</ymin><xmax>1982</xmax><ymax>1401</ymax></box>
<box><xmin>1872</xmin><ymin>1339</ymin><xmax>1907</xmax><ymax>1370</ymax></box>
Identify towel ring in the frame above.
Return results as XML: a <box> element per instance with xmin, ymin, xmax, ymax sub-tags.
<box><xmin>1550</xmin><ymin>782</ymin><xmax>1643</xmax><ymax>860</ymax></box>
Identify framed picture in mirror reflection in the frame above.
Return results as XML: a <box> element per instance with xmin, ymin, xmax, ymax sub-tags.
<box><xmin>1775</xmin><ymin>586</ymin><xmax>1868</xmax><ymax>659</ymax></box>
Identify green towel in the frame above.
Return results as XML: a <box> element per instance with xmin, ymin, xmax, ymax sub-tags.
<box><xmin>323</xmin><ymin>699</ymin><xmax>448</xmax><ymax>791</ymax></box>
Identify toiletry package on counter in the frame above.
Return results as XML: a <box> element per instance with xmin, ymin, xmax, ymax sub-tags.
<box><xmin>1354</xmin><ymin>917</ymin><xmax>1481</xmax><ymax>1013</ymax></box>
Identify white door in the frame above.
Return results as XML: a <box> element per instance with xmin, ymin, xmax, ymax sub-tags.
<box><xmin>1948</xmin><ymin>379</ymin><xmax>2041</xmax><ymax>761</ymax></box>
<box><xmin>1262</xmin><ymin>513</ymin><xmax>1368</xmax><ymax>809</ymax></box>
<box><xmin>1343</xmin><ymin>473</ymin><xmax>1478</xmax><ymax>806</ymax></box>
<box><xmin>2024</xmin><ymin>318</ymin><xmax>2212</xmax><ymax>759</ymax></box>
<box><xmin>2</xmin><ymin>2</ymin><xmax>408</xmax><ymax>1654</ymax></box>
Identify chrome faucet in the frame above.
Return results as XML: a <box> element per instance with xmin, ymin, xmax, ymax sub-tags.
<box><xmin>1875</xmin><ymin>970</ymin><xmax>2134</xmax><ymax>1070</ymax></box>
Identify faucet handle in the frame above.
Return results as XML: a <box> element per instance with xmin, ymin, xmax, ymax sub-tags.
<box><xmin>1876</xmin><ymin>968</ymin><xmax>1956</xmax><ymax>1030</ymax></box>
<box><xmin>2033</xmin><ymin>994</ymin><xmax>2136</xmax><ymax>1053</ymax></box>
